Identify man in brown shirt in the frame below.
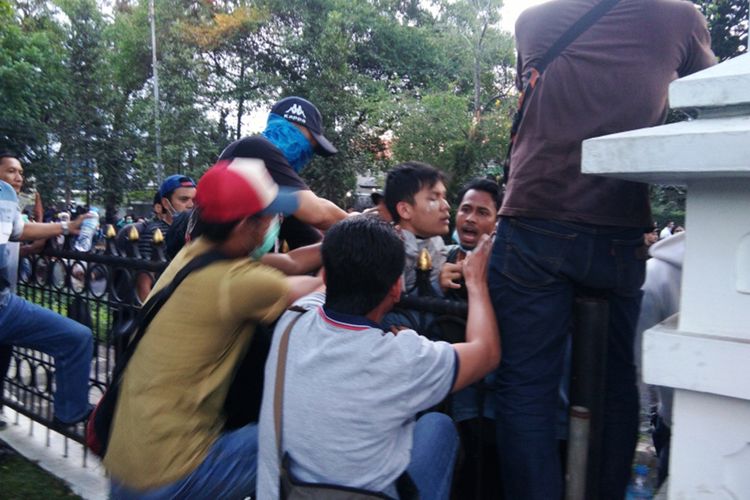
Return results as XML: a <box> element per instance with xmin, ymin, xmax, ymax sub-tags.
<box><xmin>488</xmin><ymin>1</ymin><xmax>715</xmax><ymax>498</ymax></box>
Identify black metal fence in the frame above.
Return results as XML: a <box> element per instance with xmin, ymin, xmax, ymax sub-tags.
<box><xmin>2</xmin><ymin>234</ymin><xmax>483</xmax><ymax>488</ymax></box>
<box><xmin>2</xmin><ymin>227</ymin><xmax>168</xmax><ymax>447</ymax></box>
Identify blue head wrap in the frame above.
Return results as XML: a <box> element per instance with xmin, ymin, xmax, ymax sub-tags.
<box><xmin>262</xmin><ymin>113</ymin><xmax>314</xmax><ymax>173</ymax></box>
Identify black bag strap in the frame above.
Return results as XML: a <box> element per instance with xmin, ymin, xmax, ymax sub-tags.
<box><xmin>535</xmin><ymin>0</ymin><xmax>620</xmax><ymax>75</ymax></box>
<box><xmin>273</xmin><ymin>306</ymin><xmax>419</xmax><ymax>499</ymax></box>
<box><xmin>503</xmin><ymin>0</ymin><xmax>620</xmax><ymax>182</ymax></box>
<box><xmin>111</xmin><ymin>249</ymin><xmax>229</xmax><ymax>380</ymax></box>
<box><xmin>273</xmin><ymin>305</ymin><xmax>309</xmax><ymax>460</ymax></box>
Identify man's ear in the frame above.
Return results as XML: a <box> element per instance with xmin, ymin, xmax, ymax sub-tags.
<box><xmin>389</xmin><ymin>276</ymin><xmax>403</xmax><ymax>303</ymax></box>
<box><xmin>396</xmin><ymin>201</ymin><xmax>412</xmax><ymax>222</ymax></box>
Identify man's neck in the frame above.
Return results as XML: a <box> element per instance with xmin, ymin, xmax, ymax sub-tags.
<box><xmin>399</xmin><ymin>224</ymin><xmax>434</xmax><ymax>240</ymax></box>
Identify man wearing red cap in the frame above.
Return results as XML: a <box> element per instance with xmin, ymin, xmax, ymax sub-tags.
<box><xmin>104</xmin><ymin>158</ymin><xmax>322</xmax><ymax>499</ymax></box>
<box><xmin>219</xmin><ymin>96</ymin><xmax>348</xmax><ymax>249</ymax></box>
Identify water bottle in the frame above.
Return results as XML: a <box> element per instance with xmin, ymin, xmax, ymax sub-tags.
<box><xmin>74</xmin><ymin>208</ymin><xmax>99</xmax><ymax>252</ymax></box>
<box><xmin>626</xmin><ymin>464</ymin><xmax>654</xmax><ymax>499</ymax></box>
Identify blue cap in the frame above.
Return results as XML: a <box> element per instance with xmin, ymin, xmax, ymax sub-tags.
<box><xmin>159</xmin><ymin>175</ymin><xmax>196</xmax><ymax>199</ymax></box>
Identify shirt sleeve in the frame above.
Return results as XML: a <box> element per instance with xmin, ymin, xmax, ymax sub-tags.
<box><xmin>10</xmin><ymin>210</ymin><xmax>24</xmax><ymax>241</ymax></box>
<box><xmin>390</xmin><ymin>331</ymin><xmax>457</xmax><ymax>412</ymax></box>
<box><xmin>219</xmin><ymin>261</ymin><xmax>290</xmax><ymax>324</ymax></box>
<box><xmin>677</xmin><ymin>6</ymin><xmax>717</xmax><ymax>77</ymax></box>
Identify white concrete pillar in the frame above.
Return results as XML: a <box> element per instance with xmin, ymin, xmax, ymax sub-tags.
<box><xmin>581</xmin><ymin>53</ymin><xmax>750</xmax><ymax>498</ymax></box>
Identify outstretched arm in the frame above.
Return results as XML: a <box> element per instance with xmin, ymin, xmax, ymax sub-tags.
<box><xmin>261</xmin><ymin>243</ymin><xmax>322</xmax><ymax>276</ymax></box>
<box><xmin>293</xmin><ymin>190</ymin><xmax>347</xmax><ymax>230</ymax></box>
<box><xmin>285</xmin><ymin>275</ymin><xmax>324</xmax><ymax>304</ymax></box>
<box><xmin>20</xmin><ymin>213</ymin><xmax>90</xmax><ymax>241</ymax></box>
<box><xmin>450</xmin><ymin>235</ymin><xmax>501</xmax><ymax>392</ymax></box>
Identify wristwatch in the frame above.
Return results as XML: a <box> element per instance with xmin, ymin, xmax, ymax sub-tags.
<box><xmin>61</xmin><ymin>221</ymin><xmax>69</xmax><ymax>236</ymax></box>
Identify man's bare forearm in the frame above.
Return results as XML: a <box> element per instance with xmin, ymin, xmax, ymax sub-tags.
<box><xmin>285</xmin><ymin>276</ymin><xmax>324</xmax><ymax>304</ymax></box>
<box><xmin>262</xmin><ymin>243</ymin><xmax>322</xmax><ymax>275</ymax></box>
<box><xmin>20</xmin><ymin>222</ymin><xmax>64</xmax><ymax>241</ymax></box>
<box><xmin>294</xmin><ymin>190</ymin><xmax>347</xmax><ymax>230</ymax></box>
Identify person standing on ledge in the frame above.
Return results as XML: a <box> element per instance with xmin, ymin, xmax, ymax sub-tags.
<box><xmin>489</xmin><ymin>2</ymin><xmax>716</xmax><ymax>498</ymax></box>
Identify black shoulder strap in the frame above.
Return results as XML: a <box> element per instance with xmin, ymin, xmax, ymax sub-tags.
<box><xmin>504</xmin><ymin>0</ymin><xmax>620</xmax><ymax>184</ymax></box>
<box><xmin>534</xmin><ymin>0</ymin><xmax>620</xmax><ymax>75</ymax></box>
<box><xmin>274</xmin><ymin>306</ymin><xmax>309</xmax><ymax>460</ymax></box>
<box><xmin>112</xmin><ymin>250</ymin><xmax>229</xmax><ymax>379</ymax></box>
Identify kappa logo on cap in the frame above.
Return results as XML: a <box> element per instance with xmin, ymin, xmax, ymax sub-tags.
<box><xmin>284</xmin><ymin>103</ymin><xmax>307</xmax><ymax>124</ymax></box>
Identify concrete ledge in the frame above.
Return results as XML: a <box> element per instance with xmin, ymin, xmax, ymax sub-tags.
<box><xmin>0</xmin><ymin>409</ymin><xmax>107</xmax><ymax>500</ymax></box>
<box><xmin>670</xmin><ymin>53</ymin><xmax>750</xmax><ymax>109</ymax></box>
<box><xmin>642</xmin><ymin>315</ymin><xmax>750</xmax><ymax>401</ymax></box>
<box><xmin>581</xmin><ymin>116</ymin><xmax>750</xmax><ymax>184</ymax></box>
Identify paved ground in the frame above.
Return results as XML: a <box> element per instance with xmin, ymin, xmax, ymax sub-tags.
<box><xmin>0</xmin><ymin>404</ymin><xmax>667</xmax><ymax>500</ymax></box>
<box><xmin>0</xmin><ymin>409</ymin><xmax>107</xmax><ymax>500</ymax></box>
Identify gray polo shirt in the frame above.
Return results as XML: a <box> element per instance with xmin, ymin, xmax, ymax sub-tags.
<box><xmin>257</xmin><ymin>292</ymin><xmax>457</xmax><ymax>498</ymax></box>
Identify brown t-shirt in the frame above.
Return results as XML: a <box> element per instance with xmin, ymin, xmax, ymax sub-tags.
<box><xmin>502</xmin><ymin>0</ymin><xmax>716</xmax><ymax>227</ymax></box>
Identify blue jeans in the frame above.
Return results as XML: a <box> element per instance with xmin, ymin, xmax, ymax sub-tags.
<box><xmin>0</xmin><ymin>294</ymin><xmax>93</xmax><ymax>423</ymax></box>
<box><xmin>489</xmin><ymin>217</ymin><xmax>645</xmax><ymax>500</ymax></box>
<box><xmin>111</xmin><ymin>424</ymin><xmax>259</xmax><ymax>500</ymax></box>
<box><xmin>407</xmin><ymin>412</ymin><xmax>459</xmax><ymax>500</ymax></box>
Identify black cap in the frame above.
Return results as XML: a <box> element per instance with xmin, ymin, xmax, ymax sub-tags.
<box><xmin>270</xmin><ymin>96</ymin><xmax>337</xmax><ymax>157</ymax></box>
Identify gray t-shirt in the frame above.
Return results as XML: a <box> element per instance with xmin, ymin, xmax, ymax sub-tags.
<box><xmin>257</xmin><ymin>292</ymin><xmax>457</xmax><ymax>498</ymax></box>
<box><xmin>0</xmin><ymin>181</ymin><xmax>25</xmax><ymax>307</ymax></box>
<box><xmin>401</xmin><ymin>229</ymin><xmax>447</xmax><ymax>293</ymax></box>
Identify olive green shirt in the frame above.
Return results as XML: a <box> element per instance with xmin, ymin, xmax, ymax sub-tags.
<box><xmin>104</xmin><ymin>237</ymin><xmax>288</xmax><ymax>490</ymax></box>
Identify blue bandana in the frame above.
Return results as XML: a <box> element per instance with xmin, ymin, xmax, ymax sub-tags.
<box><xmin>262</xmin><ymin>113</ymin><xmax>314</xmax><ymax>173</ymax></box>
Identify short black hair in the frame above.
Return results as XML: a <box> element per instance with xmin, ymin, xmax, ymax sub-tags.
<box><xmin>384</xmin><ymin>161</ymin><xmax>444</xmax><ymax>223</ymax></box>
<box><xmin>456</xmin><ymin>178</ymin><xmax>502</xmax><ymax>212</ymax></box>
<box><xmin>192</xmin><ymin>210</ymin><xmax>241</xmax><ymax>243</ymax></box>
<box><xmin>0</xmin><ymin>152</ymin><xmax>18</xmax><ymax>164</ymax></box>
<box><xmin>323</xmin><ymin>215</ymin><xmax>405</xmax><ymax>316</ymax></box>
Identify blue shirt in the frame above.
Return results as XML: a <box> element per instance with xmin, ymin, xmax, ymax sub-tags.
<box><xmin>0</xmin><ymin>180</ymin><xmax>25</xmax><ymax>306</ymax></box>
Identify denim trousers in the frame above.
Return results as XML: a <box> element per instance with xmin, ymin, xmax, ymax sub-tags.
<box><xmin>489</xmin><ymin>217</ymin><xmax>645</xmax><ymax>500</ymax></box>
<box><xmin>0</xmin><ymin>294</ymin><xmax>93</xmax><ymax>423</ymax></box>
<box><xmin>111</xmin><ymin>424</ymin><xmax>259</xmax><ymax>500</ymax></box>
<box><xmin>407</xmin><ymin>412</ymin><xmax>459</xmax><ymax>500</ymax></box>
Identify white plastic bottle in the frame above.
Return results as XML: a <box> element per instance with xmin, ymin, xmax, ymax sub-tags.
<box><xmin>74</xmin><ymin>207</ymin><xmax>100</xmax><ymax>252</ymax></box>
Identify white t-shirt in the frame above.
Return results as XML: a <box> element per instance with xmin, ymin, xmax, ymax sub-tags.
<box><xmin>0</xmin><ymin>181</ymin><xmax>24</xmax><ymax>306</ymax></box>
<box><xmin>257</xmin><ymin>292</ymin><xmax>457</xmax><ymax>499</ymax></box>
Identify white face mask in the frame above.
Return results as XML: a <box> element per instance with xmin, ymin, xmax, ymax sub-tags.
<box><xmin>250</xmin><ymin>216</ymin><xmax>280</xmax><ymax>259</ymax></box>
<box><xmin>162</xmin><ymin>197</ymin><xmax>177</xmax><ymax>216</ymax></box>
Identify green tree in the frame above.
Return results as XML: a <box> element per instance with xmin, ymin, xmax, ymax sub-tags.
<box><xmin>389</xmin><ymin>0</ymin><xmax>515</xmax><ymax>200</ymax></box>
<box><xmin>0</xmin><ymin>2</ymin><xmax>68</xmax><ymax>201</ymax></box>
<box><xmin>57</xmin><ymin>0</ymin><xmax>114</xmax><ymax>206</ymax></box>
<box><xmin>692</xmin><ymin>0</ymin><xmax>748</xmax><ymax>61</ymax></box>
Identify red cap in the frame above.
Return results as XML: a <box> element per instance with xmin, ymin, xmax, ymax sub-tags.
<box><xmin>195</xmin><ymin>158</ymin><xmax>299</xmax><ymax>223</ymax></box>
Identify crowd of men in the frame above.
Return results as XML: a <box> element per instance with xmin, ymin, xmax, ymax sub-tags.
<box><xmin>0</xmin><ymin>1</ymin><xmax>718</xmax><ymax>498</ymax></box>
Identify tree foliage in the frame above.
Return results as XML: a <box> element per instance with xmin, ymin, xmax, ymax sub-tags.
<box><xmin>692</xmin><ymin>0</ymin><xmax>748</xmax><ymax>61</ymax></box>
<box><xmin>4</xmin><ymin>0</ymin><xmax>743</xmax><ymax>218</ymax></box>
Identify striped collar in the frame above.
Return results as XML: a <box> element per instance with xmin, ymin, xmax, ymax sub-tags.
<box><xmin>319</xmin><ymin>306</ymin><xmax>383</xmax><ymax>332</ymax></box>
